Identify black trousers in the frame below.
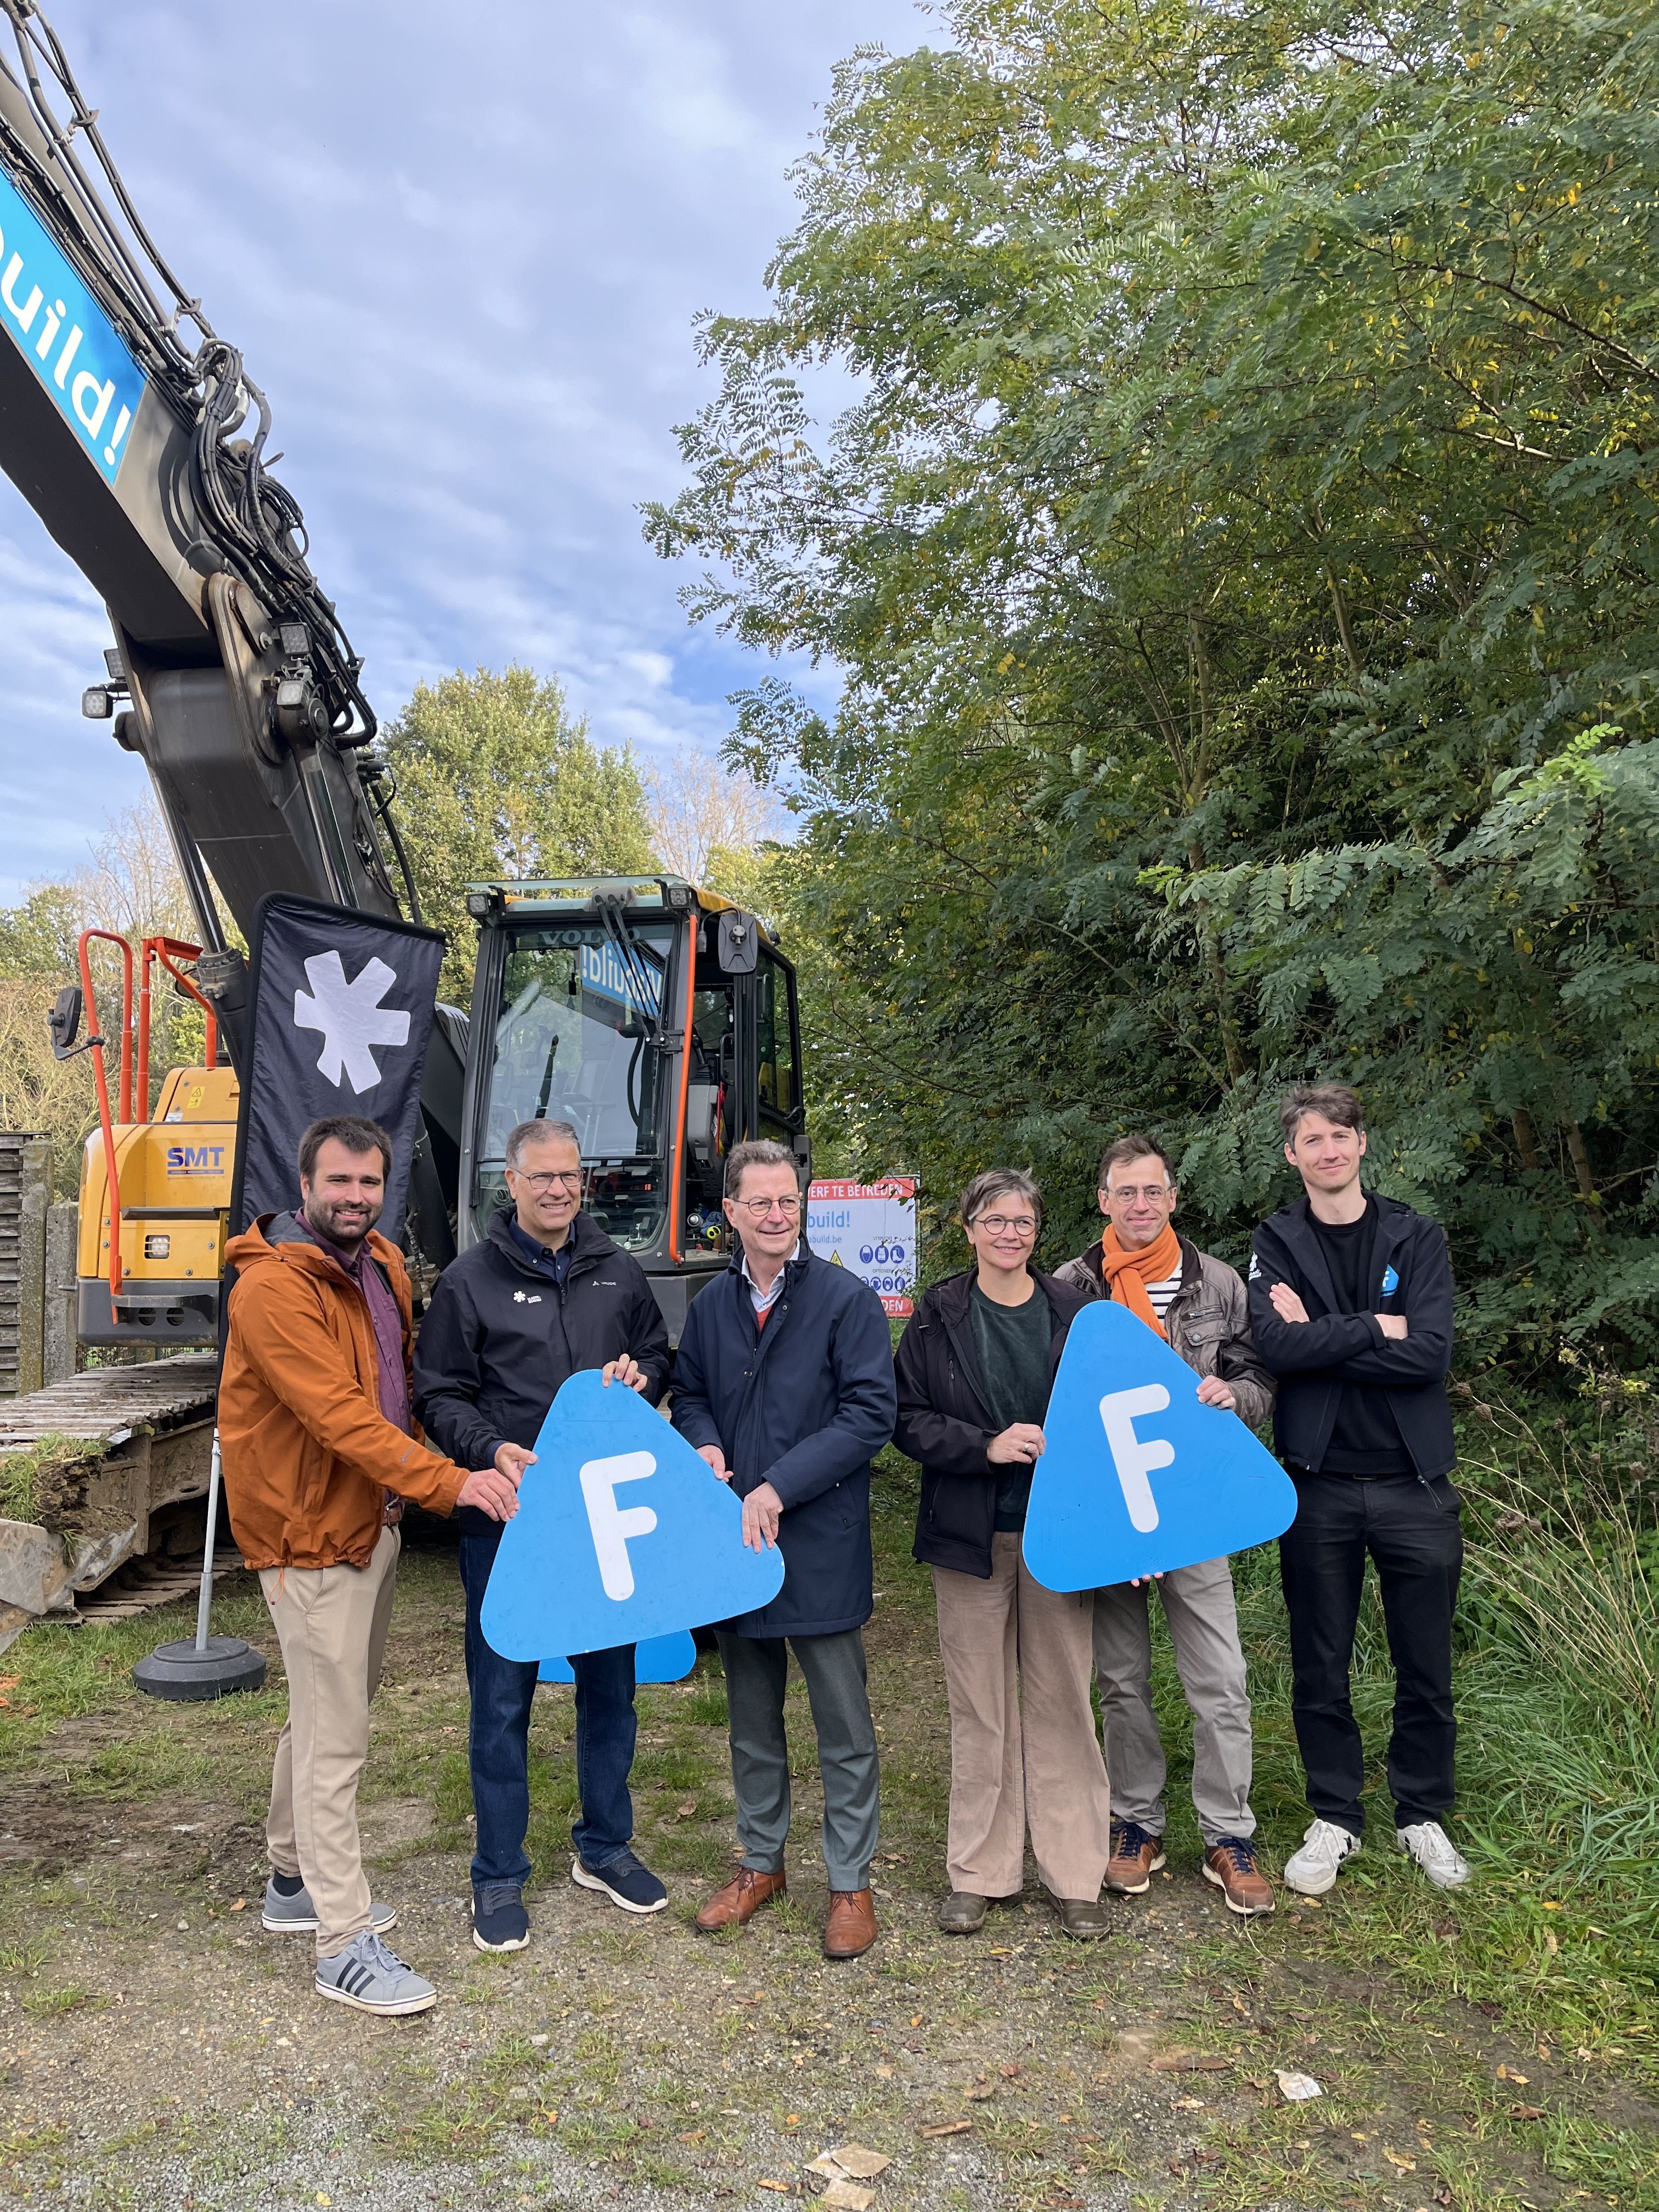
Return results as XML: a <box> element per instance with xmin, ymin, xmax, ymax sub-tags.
<box><xmin>1278</xmin><ymin>1469</ymin><xmax>1462</xmax><ymax>1835</ymax></box>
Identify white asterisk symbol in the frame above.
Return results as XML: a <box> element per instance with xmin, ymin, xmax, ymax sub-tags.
<box><xmin>292</xmin><ymin>951</ymin><xmax>410</xmax><ymax>1094</ymax></box>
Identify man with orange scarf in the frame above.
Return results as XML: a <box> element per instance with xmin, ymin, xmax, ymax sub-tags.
<box><xmin>1055</xmin><ymin>1136</ymin><xmax>1276</xmax><ymax>1915</ymax></box>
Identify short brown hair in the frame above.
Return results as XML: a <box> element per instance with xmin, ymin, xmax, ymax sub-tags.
<box><xmin>1097</xmin><ymin>1134</ymin><xmax>1175</xmax><ymax>1188</ymax></box>
<box><xmin>959</xmin><ymin>1167</ymin><xmax>1042</xmax><ymax>1231</ymax></box>
<box><xmin>725</xmin><ymin>1137</ymin><xmax>801</xmax><ymax>1198</ymax></box>
<box><xmin>298</xmin><ymin>1115</ymin><xmax>392</xmax><ymax>1182</ymax></box>
<box><xmin>1280</xmin><ymin>1084</ymin><xmax>1364</xmax><ymax>1142</ymax></box>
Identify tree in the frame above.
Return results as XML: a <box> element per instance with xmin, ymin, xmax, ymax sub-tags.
<box><xmin>0</xmin><ymin>797</ymin><xmax>204</xmax><ymax>1190</ymax></box>
<box><xmin>647</xmin><ymin>0</ymin><xmax>1659</xmax><ymax>1364</ymax></box>
<box><xmin>381</xmin><ymin>667</ymin><xmax>655</xmax><ymax>1000</ymax></box>
<box><xmin>643</xmin><ymin>742</ymin><xmax>783</xmax><ymax>884</ymax></box>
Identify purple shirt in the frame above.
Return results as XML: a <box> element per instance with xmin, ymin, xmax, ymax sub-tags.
<box><xmin>300</xmin><ymin>1218</ymin><xmax>411</xmax><ymax>1437</ymax></box>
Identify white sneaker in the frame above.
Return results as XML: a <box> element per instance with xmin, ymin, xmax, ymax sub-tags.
<box><xmin>1283</xmin><ymin>1819</ymin><xmax>1361</xmax><ymax>1895</ymax></box>
<box><xmin>1397</xmin><ymin>1821</ymin><xmax>1470</xmax><ymax>1890</ymax></box>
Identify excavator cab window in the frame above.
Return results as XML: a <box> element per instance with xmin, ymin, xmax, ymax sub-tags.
<box><xmin>473</xmin><ymin>919</ymin><xmax>674</xmax><ymax>1249</ymax></box>
<box><xmin>756</xmin><ymin>948</ymin><xmax>799</xmax><ymax>1133</ymax></box>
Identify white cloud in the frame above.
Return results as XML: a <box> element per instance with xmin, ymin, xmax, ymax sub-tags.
<box><xmin>0</xmin><ymin>0</ymin><xmax>927</xmax><ymax>899</ymax></box>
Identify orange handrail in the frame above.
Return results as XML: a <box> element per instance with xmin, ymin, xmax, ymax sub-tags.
<box><xmin>77</xmin><ymin>929</ymin><xmax>134</xmax><ymax>1296</ymax></box>
<box><xmin>667</xmin><ymin>914</ymin><xmax>698</xmax><ymax>1266</ymax></box>
<box><xmin>78</xmin><ymin>930</ymin><xmax>210</xmax><ymax>1300</ymax></box>
<box><xmin>137</xmin><ymin>935</ymin><xmax>211</xmax><ymax>1115</ymax></box>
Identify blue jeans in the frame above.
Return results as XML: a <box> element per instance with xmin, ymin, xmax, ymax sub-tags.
<box><xmin>458</xmin><ymin>1530</ymin><xmax>638</xmax><ymax>1891</ymax></box>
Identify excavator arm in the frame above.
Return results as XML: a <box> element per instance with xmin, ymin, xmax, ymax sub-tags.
<box><xmin>0</xmin><ymin>0</ymin><xmax>415</xmax><ymax>1004</ymax></box>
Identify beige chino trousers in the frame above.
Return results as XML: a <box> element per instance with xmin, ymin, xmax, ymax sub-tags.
<box><xmin>932</xmin><ymin>1532</ymin><xmax>1112</xmax><ymax>1901</ymax></box>
<box><xmin>261</xmin><ymin>1523</ymin><xmax>400</xmax><ymax>1957</ymax></box>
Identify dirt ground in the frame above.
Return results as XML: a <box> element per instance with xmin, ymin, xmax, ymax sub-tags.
<box><xmin>1</xmin><ymin>1495</ymin><xmax>1649</xmax><ymax>2212</ymax></box>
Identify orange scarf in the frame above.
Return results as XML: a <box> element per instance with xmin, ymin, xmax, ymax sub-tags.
<box><xmin>1099</xmin><ymin>1221</ymin><xmax>1181</xmax><ymax>1339</ymax></box>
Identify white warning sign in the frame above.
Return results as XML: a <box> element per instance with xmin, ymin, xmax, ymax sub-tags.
<box><xmin>806</xmin><ymin>1176</ymin><xmax>918</xmax><ymax>1317</ymax></box>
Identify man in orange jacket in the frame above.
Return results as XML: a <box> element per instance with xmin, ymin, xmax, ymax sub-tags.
<box><xmin>220</xmin><ymin>1114</ymin><xmax>519</xmax><ymax>2017</ymax></box>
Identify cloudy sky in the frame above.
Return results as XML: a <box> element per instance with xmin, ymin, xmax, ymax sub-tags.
<box><xmin>0</xmin><ymin>0</ymin><xmax>929</xmax><ymax>899</ymax></box>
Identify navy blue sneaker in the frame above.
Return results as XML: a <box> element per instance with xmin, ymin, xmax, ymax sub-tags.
<box><xmin>572</xmin><ymin>1847</ymin><xmax>668</xmax><ymax>1915</ymax></box>
<box><xmin>472</xmin><ymin>1882</ymin><xmax>529</xmax><ymax>1953</ymax></box>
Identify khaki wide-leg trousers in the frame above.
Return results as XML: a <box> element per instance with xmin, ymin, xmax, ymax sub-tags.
<box><xmin>261</xmin><ymin>1524</ymin><xmax>399</xmax><ymax>1957</ymax></box>
<box><xmin>932</xmin><ymin>1532</ymin><xmax>1112</xmax><ymax>1901</ymax></box>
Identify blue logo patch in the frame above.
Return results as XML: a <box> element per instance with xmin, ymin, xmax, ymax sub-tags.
<box><xmin>1380</xmin><ymin>1264</ymin><xmax>1399</xmax><ymax>1297</ymax></box>
<box><xmin>1022</xmin><ymin>1301</ymin><xmax>1298</xmax><ymax>1591</ymax></box>
<box><xmin>538</xmin><ymin>1631</ymin><xmax>696</xmax><ymax>1686</ymax></box>
<box><xmin>0</xmin><ymin>166</ymin><xmax>148</xmax><ymax>485</ymax></box>
<box><xmin>481</xmin><ymin>1372</ymin><xmax>784</xmax><ymax>1660</ymax></box>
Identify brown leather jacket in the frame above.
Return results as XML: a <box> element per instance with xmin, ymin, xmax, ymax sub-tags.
<box><xmin>220</xmin><ymin>1213</ymin><xmax>468</xmax><ymax>1570</ymax></box>
<box><xmin>1052</xmin><ymin>1234</ymin><xmax>1276</xmax><ymax>1430</ymax></box>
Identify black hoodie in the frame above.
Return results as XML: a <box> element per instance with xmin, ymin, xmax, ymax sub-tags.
<box><xmin>414</xmin><ymin>1206</ymin><xmax>671</xmax><ymax>1540</ymax></box>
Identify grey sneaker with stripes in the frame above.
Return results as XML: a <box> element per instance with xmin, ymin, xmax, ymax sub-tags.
<box><xmin>314</xmin><ymin>1930</ymin><xmax>437</xmax><ymax>2016</ymax></box>
<box><xmin>262</xmin><ymin>1877</ymin><xmax>397</xmax><ymax>1936</ymax></box>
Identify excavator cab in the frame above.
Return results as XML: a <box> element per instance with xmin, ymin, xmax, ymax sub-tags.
<box><xmin>458</xmin><ymin>876</ymin><xmax>807</xmax><ymax>1340</ymax></box>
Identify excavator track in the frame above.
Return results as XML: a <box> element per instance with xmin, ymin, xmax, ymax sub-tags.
<box><xmin>0</xmin><ymin>1354</ymin><xmax>219</xmax><ymax>1652</ymax></box>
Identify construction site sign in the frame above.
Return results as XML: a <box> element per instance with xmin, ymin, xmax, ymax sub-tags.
<box><xmin>806</xmin><ymin>1176</ymin><xmax>918</xmax><ymax>1317</ymax></box>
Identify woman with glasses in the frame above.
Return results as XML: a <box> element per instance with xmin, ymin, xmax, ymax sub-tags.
<box><xmin>894</xmin><ymin>1170</ymin><xmax>1114</xmax><ymax>1938</ymax></box>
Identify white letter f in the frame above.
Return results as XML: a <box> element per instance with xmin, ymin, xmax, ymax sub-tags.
<box><xmin>1098</xmin><ymin>1385</ymin><xmax>1174</xmax><ymax>1533</ymax></box>
<box><xmin>579</xmin><ymin>1450</ymin><xmax>659</xmax><ymax>1600</ymax></box>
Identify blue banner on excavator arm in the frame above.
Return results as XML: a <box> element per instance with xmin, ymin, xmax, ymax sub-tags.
<box><xmin>0</xmin><ymin>163</ymin><xmax>147</xmax><ymax>484</ymax></box>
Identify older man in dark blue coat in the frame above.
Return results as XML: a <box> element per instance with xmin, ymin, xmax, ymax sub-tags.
<box><xmin>672</xmin><ymin>1138</ymin><xmax>896</xmax><ymax>1959</ymax></box>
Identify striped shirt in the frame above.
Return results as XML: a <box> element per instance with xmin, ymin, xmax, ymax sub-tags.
<box><xmin>1145</xmin><ymin>1261</ymin><xmax>1182</xmax><ymax>1324</ymax></box>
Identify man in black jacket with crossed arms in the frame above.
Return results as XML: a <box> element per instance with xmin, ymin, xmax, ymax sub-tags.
<box><xmin>1249</xmin><ymin>1085</ymin><xmax>1469</xmax><ymax>1898</ymax></box>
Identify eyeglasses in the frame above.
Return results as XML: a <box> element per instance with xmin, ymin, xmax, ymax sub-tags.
<box><xmin>730</xmin><ymin>1194</ymin><xmax>802</xmax><ymax>1218</ymax></box>
<box><xmin>974</xmin><ymin>1214</ymin><xmax>1037</xmax><ymax>1237</ymax></box>
<box><xmin>512</xmin><ymin>1168</ymin><xmax>583</xmax><ymax>1192</ymax></box>
<box><xmin>1105</xmin><ymin>1185</ymin><xmax>1172</xmax><ymax>1204</ymax></box>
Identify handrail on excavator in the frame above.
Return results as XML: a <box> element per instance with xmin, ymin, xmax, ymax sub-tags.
<box><xmin>78</xmin><ymin>929</ymin><xmax>210</xmax><ymax>1299</ymax></box>
<box><xmin>136</xmin><ymin>934</ymin><xmax>217</xmax><ymax>1115</ymax></box>
<box><xmin>77</xmin><ymin>928</ymin><xmax>133</xmax><ymax>1297</ymax></box>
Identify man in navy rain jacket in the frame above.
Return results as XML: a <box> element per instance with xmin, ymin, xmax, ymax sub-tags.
<box><xmin>671</xmin><ymin>1138</ymin><xmax>896</xmax><ymax>1959</ymax></box>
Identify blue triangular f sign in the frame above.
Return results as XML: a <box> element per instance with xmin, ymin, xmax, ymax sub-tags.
<box><xmin>1022</xmin><ymin>1300</ymin><xmax>1297</xmax><ymax>1592</ymax></box>
<box><xmin>482</xmin><ymin>1371</ymin><xmax>784</xmax><ymax>1660</ymax></box>
<box><xmin>538</xmin><ymin>1632</ymin><xmax>697</xmax><ymax>1686</ymax></box>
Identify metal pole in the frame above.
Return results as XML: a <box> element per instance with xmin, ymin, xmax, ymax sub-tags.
<box><xmin>134</xmin><ymin>1422</ymin><xmax>263</xmax><ymax>1700</ymax></box>
<box><xmin>194</xmin><ymin>1428</ymin><xmax>221</xmax><ymax>1652</ymax></box>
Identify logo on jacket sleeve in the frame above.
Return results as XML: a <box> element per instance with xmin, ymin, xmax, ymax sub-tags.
<box><xmin>1248</xmin><ymin>1252</ymin><xmax>1261</xmax><ymax>1280</ymax></box>
<box><xmin>1380</xmin><ymin>1264</ymin><xmax>1399</xmax><ymax>1297</ymax></box>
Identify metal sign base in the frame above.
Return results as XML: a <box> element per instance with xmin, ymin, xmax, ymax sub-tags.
<box><xmin>133</xmin><ymin>1632</ymin><xmax>266</xmax><ymax>1700</ymax></box>
<box><xmin>133</xmin><ymin>1429</ymin><xmax>267</xmax><ymax>1701</ymax></box>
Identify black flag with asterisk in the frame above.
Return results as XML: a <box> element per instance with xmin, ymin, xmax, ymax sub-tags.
<box><xmin>229</xmin><ymin>895</ymin><xmax>448</xmax><ymax>1242</ymax></box>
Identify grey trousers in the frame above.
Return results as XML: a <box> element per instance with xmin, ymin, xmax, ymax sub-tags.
<box><xmin>1092</xmin><ymin>1554</ymin><xmax>1256</xmax><ymax>1845</ymax></box>
<box><xmin>716</xmin><ymin>1627</ymin><xmax>879</xmax><ymax>1892</ymax></box>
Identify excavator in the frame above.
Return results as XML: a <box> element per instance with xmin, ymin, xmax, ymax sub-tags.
<box><xmin>0</xmin><ymin>0</ymin><xmax>808</xmax><ymax>1376</ymax></box>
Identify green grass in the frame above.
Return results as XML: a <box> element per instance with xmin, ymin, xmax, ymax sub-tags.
<box><xmin>0</xmin><ymin>1431</ymin><xmax>107</xmax><ymax>1527</ymax></box>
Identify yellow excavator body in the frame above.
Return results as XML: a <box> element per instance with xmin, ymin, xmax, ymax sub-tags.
<box><xmin>77</xmin><ymin>1063</ymin><xmax>240</xmax><ymax>1347</ymax></box>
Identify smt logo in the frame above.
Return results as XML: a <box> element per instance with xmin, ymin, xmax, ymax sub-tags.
<box><xmin>167</xmin><ymin>1144</ymin><xmax>227</xmax><ymax>1176</ymax></box>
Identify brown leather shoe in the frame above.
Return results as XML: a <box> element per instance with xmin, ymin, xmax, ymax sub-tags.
<box><xmin>1203</xmin><ymin>1837</ymin><xmax>1276</xmax><ymax>1917</ymax></box>
<box><xmin>823</xmin><ymin>1887</ymin><xmax>877</xmax><ymax>1959</ymax></box>
<box><xmin>695</xmin><ymin>1866</ymin><xmax>787</xmax><ymax>1932</ymax></box>
<box><xmin>1105</xmin><ymin>1821</ymin><xmax>1166</xmax><ymax>1895</ymax></box>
